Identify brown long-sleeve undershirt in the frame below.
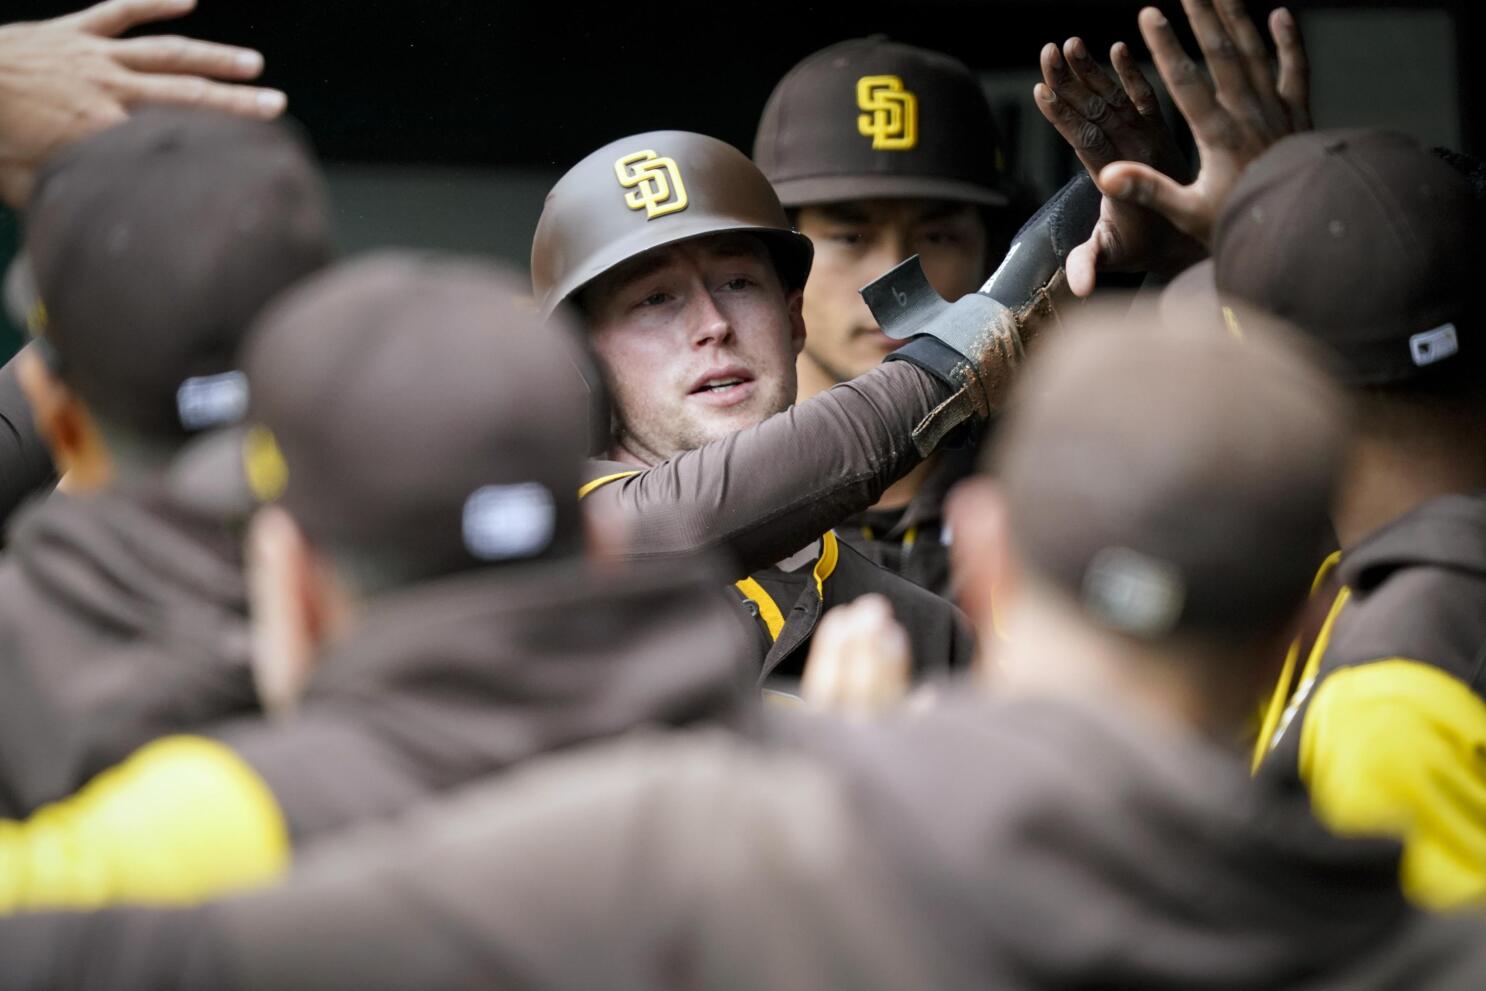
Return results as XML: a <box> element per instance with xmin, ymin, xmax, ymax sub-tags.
<box><xmin>584</xmin><ymin>361</ymin><xmax>952</xmax><ymax>576</ymax></box>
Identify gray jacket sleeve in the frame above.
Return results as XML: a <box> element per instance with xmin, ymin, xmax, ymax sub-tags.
<box><xmin>0</xmin><ymin>907</ymin><xmax>231</xmax><ymax>991</ymax></box>
<box><xmin>583</xmin><ymin>361</ymin><xmax>951</xmax><ymax>575</ymax></box>
<box><xmin>189</xmin><ymin>732</ymin><xmax>939</xmax><ymax>991</ymax></box>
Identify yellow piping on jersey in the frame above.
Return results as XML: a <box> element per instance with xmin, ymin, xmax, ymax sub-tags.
<box><xmin>735</xmin><ymin>576</ymin><xmax>787</xmax><ymax>640</ymax></box>
<box><xmin>575</xmin><ymin>470</ymin><xmax>841</xmax><ymax>642</ymax></box>
<box><xmin>1252</xmin><ymin>548</ymin><xmax>1349</xmax><ymax>773</ymax></box>
<box><xmin>736</xmin><ymin>532</ymin><xmax>840</xmax><ymax>643</ymax></box>
<box><xmin>577</xmin><ymin>470</ymin><xmax>642</xmax><ymax>500</ymax></box>
<box><xmin>813</xmin><ymin>530</ymin><xmax>839</xmax><ymax>598</ymax></box>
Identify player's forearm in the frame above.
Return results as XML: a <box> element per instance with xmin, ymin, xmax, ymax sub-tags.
<box><xmin>588</xmin><ymin>361</ymin><xmax>951</xmax><ymax>575</ymax></box>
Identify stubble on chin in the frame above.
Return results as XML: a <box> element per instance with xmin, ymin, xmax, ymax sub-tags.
<box><xmin>618</xmin><ymin>377</ymin><xmax>797</xmax><ymax>462</ymax></box>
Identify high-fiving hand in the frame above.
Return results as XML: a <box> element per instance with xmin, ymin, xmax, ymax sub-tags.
<box><xmin>0</xmin><ymin>0</ymin><xmax>287</xmax><ymax>207</ymax></box>
<box><xmin>1036</xmin><ymin>2</ymin><xmax>1311</xmax><ymax>295</ymax></box>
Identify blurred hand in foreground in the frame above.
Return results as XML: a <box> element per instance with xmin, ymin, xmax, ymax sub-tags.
<box><xmin>0</xmin><ymin>0</ymin><xmax>287</xmax><ymax>207</ymax></box>
<box><xmin>802</xmin><ymin>594</ymin><xmax>911</xmax><ymax>718</ymax></box>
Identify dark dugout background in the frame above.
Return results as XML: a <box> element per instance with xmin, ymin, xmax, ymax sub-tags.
<box><xmin>0</xmin><ymin>0</ymin><xmax>1477</xmax><ymax>350</ymax></box>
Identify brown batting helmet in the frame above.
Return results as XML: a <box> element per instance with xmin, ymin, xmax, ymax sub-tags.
<box><xmin>531</xmin><ymin>130</ymin><xmax>813</xmax><ymax>319</ymax></box>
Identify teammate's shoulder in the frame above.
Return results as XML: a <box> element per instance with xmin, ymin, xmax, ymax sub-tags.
<box><xmin>1328</xmin><ymin>563</ymin><xmax>1486</xmax><ymax>689</ymax></box>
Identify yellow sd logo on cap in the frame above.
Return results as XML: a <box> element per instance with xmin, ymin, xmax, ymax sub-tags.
<box><xmin>614</xmin><ymin>150</ymin><xmax>689</xmax><ymax>220</ymax></box>
<box><xmin>857</xmin><ymin>75</ymin><xmax>918</xmax><ymax>151</ymax></box>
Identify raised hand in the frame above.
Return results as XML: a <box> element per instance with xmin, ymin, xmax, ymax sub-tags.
<box><xmin>802</xmin><ymin>595</ymin><xmax>911</xmax><ymax>718</ymax></box>
<box><xmin>1034</xmin><ymin>35</ymin><xmax>1203</xmax><ymax>295</ymax></box>
<box><xmin>1101</xmin><ymin>3</ymin><xmax>1311</xmax><ymax>249</ymax></box>
<box><xmin>0</xmin><ymin>0</ymin><xmax>287</xmax><ymax>207</ymax></box>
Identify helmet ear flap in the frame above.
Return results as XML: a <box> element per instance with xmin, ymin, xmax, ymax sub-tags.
<box><xmin>549</xmin><ymin>315</ymin><xmax>614</xmax><ymax>459</ymax></box>
<box><xmin>578</xmin><ymin>344</ymin><xmax>614</xmax><ymax>458</ymax></box>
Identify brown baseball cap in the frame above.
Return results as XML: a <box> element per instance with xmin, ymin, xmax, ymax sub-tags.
<box><xmin>243</xmin><ymin>253</ymin><xmax>590</xmax><ymax>579</ymax></box>
<box><xmin>993</xmin><ymin>301</ymin><xmax>1345</xmax><ymax>642</ymax></box>
<box><xmin>1214</xmin><ymin>129</ymin><xmax>1482</xmax><ymax>387</ymax></box>
<box><xmin>24</xmin><ymin>108</ymin><xmax>332</xmax><ymax>439</ymax></box>
<box><xmin>754</xmin><ymin>37</ymin><xmax>1010</xmax><ymax>209</ymax></box>
<box><xmin>531</xmin><ymin>130</ymin><xmax>813</xmax><ymax>320</ymax></box>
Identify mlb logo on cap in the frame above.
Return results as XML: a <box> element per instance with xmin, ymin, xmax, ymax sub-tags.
<box><xmin>1410</xmin><ymin>323</ymin><xmax>1459</xmax><ymax>368</ymax></box>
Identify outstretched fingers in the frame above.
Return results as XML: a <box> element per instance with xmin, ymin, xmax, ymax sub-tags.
<box><xmin>117</xmin><ymin>72</ymin><xmax>286</xmax><ymax>117</ymax></box>
<box><xmin>61</xmin><ymin>0</ymin><xmax>197</xmax><ymax>38</ymax></box>
<box><xmin>1063</xmin><ymin>36</ymin><xmax>1148</xmax><ymax>130</ymax></box>
<box><xmin>1111</xmin><ymin>41</ymin><xmax>1162</xmax><ymax>119</ymax></box>
<box><xmin>1138</xmin><ymin>7</ymin><xmax>1234</xmax><ymax>149</ymax></box>
<box><xmin>110</xmin><ymin>35</ymin><xmax>264</xmax><ymax>80</ymax></box>
<box><xmin>1270</xmin><ymin>7</ymin><xmax>1311</xmax><ymax>129</ymax></box>
<box><xmin>1213</xmin><ymin>0</ymin><xmax>1288</xmax><ymax>127</ymax></box>
<box><xmin>1037</xmin><ymin>44</ymin><xmax>1117</xmax><ymax>170</ymax></box>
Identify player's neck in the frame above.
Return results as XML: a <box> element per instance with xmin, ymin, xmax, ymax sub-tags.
<box><xmin>873</xmin><ymin>457</ymin><xmax>934</xmax><ymax>512</ymax></box>
<box><xmin>793</xmin><ymin>351</ymin><xmax>839</xmax><ymax>405</ymax></box>
<box><xmin>990</xmin><ymin>591</ymin><xmax>1251</xmax><ymax>751</ymax></box>
<box><xmin>1334</xmin><ymin>439</ymin><xmax>1486</xmax><ymax>548</ymax></box>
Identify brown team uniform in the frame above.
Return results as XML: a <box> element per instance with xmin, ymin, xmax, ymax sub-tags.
<box><xmin>1254</xmin><ymin>492</ymin><xmax>1486</xmax><ymax>908</ymax></box>
<box><xmin>10</xmin><ymin>694</ymin><xmax>1486</xmax><ymax>990</ymax></box>
<box><xmin>580</xmin><ymin>361</ymin><xmax>974</xmax><ymax>681</ymax></box>
<box><xmin>834</xmin><ymin>445</ymin><xmax>975</xmax><ymax>599</ymax></box>
<box><xmin>0</xmin><ymin>484</ymin><xmax>254</xmax><ymax>816</ymax></box>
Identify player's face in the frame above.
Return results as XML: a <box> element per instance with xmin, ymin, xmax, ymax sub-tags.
<box><xmin>795</xmin><ymin>198</ymin><xmax>987</xmax><ymax>385</ymax></box>
<box><xmin>583</xmin><ymin>233</ymin><xmax>805</xmax><ymax>465</ymax></box>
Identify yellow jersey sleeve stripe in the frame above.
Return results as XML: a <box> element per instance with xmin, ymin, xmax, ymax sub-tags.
<box><xmin>735</xmin><ymin>576</ymin><xmax>787</xmax><ymax>641</ymax></box>
<box><xmin>1300</xmin><ymin>659</ymin><xmax>1486</xmax><ymax>911</ymax></box>
<box><xmin>0</xmin><ymin>734</ymin><xmax>290</xmax><ymax>912</ymax></box>
<box><xmin>577</xmin><ymin>471</ymin><xmax>642</xmax><ymax>500</ymax></box>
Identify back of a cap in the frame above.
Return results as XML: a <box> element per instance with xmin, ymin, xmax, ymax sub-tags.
<box><xmin>994</xmin><ymin>302</ymin><xmax>1346</xmax><ymax>642</ymax></box>
<box><xmin>25</xmin><ymin>108</ymin><xmax>333</xmax><ymax>440</ymax></box>
<box><xmin>1215</xmin><ymin>129</ymin><xmax>1482</xmax><ymax>388</ymax></box>
<box><xmin>246</xmin><ymin>252</ymin><xmax>590</xmax><ymax>583</ymax></box>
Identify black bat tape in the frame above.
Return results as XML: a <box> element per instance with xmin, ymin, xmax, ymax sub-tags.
<box><xmin>861</xmin><ymin>174</ymin><xmax>1100</xmax><ymax>342</ymax></box>
<box><xmin>980</xmin><ymin>172</ymin><xmax>1100</xmax><ymax>308</ymax></box>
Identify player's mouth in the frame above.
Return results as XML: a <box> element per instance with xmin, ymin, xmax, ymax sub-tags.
<box><xmin>688</xmin><ymin>367</ymin><xmax>757</xmax><ymax>408</ymax></box>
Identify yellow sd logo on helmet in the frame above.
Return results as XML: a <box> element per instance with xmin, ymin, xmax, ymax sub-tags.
<box><xmin>857</xmin><ymin>75</ymin><xmax>918</xmax><ymax>151</ymax></box>
<box><xmin>614</xmin><ymin>150</ymin><xmax>689</xmax><ymax>220</ymax></box>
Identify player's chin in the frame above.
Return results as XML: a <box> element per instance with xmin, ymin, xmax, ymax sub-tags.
<box><xmin>690</xmin><ymin>397</ymin><xmax>774</xmax><ymax>440</ymax></box>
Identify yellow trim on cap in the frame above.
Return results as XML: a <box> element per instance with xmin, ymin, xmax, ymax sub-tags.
<box><xmin>242</xmin><ymin>425</ymin><xmax>289</xmax><ymax>503</ymax></box>
<box><xmin>0</xmin><ymin>735</ymin><xmax>290</xmax><ymax>911</ymax></box>
<box><xmin>577</xmin><ymin>470</ymin><xmax>642</xmax><ymax>500</ymax></box>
